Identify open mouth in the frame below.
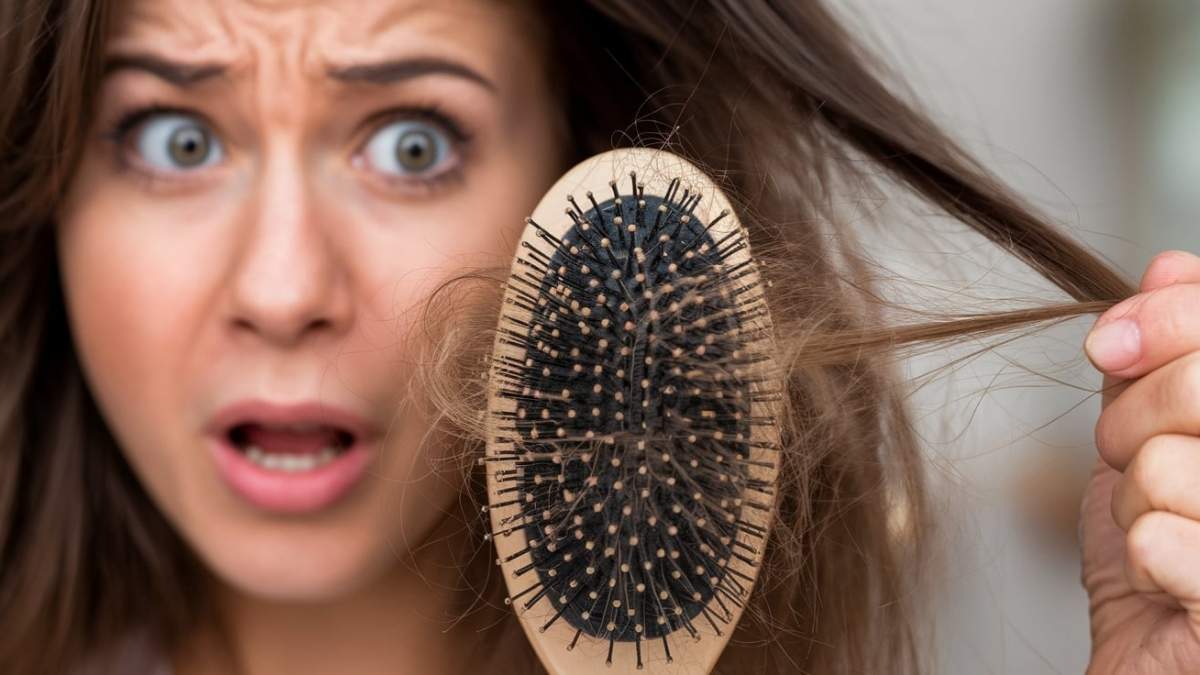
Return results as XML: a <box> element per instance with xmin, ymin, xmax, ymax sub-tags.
<box><xmin>206</xmin><ymin>400</ymin><xmax>379</xmax><ymax>513</ymax></box>
<box><xmin>226</xmin><ymin>423</ymin><xmax>357</xmax><ymax>473</ymax></box>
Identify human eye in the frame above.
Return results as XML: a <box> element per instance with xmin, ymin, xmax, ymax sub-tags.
<box><xmin>354</xmin><ymin>106</ymin><xmax>471</xmax><ymax>193</ymax></box>
<box><xmin>105</xmin><ymin>105</ymin><xmax>224</xmax><ymax>177</ymax></box>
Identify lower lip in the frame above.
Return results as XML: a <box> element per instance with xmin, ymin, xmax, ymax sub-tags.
<box><xmin>209</xmin><ymin>435</ymin><xmax>374</xmax><ymax>514</ymax></box>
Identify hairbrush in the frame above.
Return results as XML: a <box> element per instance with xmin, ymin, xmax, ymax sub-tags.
<box><xmin>482</xmin><ymin>148</ymin><xmax>781</xmax><ymax>674</ymax></box>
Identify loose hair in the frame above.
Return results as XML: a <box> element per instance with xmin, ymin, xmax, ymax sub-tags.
<box><xmin>0</xmin><ymin>1</ymin><xmax>1131</xmax><ymax>674</ymax></box>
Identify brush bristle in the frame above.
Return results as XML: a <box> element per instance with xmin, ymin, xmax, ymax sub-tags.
<box><xmin>485</xmin><ymin>171</ymin><xmax>779</xmax><ymax>669</ymax></box>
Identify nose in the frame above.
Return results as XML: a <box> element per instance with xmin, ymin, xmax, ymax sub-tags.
<box><xmin>225</xmin><ymin>151</ymin><xmax>352</xmax><ymax>347</ymax></box>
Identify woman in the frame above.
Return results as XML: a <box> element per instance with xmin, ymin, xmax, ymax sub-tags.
<box><xmin>0</xmin><ymin>0</ymin><xmax>1193</xmax><ymax>673</ymax></box>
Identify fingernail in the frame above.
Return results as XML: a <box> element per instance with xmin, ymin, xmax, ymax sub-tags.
<box><xmin>1085</xmin><ymin>318</ymin><xmax>1141</xmax><ymax>371</ymax></box>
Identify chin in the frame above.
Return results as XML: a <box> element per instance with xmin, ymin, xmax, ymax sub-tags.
<box><xmin>188</xmin><ymin>512</ymin><xmax>392</xmax><ymax>603</ymax></box>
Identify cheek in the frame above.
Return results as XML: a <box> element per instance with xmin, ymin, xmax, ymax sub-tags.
<box><xmin>55</xmin><ymin>195</ymin><xmax>210</xmax><ymax>505</ymax></box>
<box><xmin>53</xmin><ymin>164</ymin><xmax>266</xmax><ymax>580</ymax></box>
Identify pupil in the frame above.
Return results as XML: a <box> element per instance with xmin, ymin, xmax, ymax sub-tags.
<box><xmin>396</xmin><ymin>130</ymin><xmax>435</xmax><ymax>170</ymax></box>
<box><xmin>170</xmin><ymin>127</ymin><xmax>208</xmax><ymax>166</ymax></box>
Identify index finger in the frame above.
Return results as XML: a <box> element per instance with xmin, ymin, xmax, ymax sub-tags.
<box><xmin>1086</xmin><ymin>251</ymin><xmax>1200</xmax><ymax>380</ymax></box>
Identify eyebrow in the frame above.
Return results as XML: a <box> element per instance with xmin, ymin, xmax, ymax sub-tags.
<box><xmin>103</xmin><ymin>54</ymin><xmax>226</xmax><ymax>87</ymax></box>
<box><xmin>102</xmin><ymin>53</ymin><xmax>497</xmax><ymax>93</ymax></box>
<box><xmin>328</xmin><ymin>57</ymin><xmax>495</xmax><ymax>92</ymax></box>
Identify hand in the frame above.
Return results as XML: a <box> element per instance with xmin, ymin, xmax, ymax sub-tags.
<box><xmin>1083</xmin><ymin>250</ymin><xmax>1200</xmax><ymax>673</ymax></box>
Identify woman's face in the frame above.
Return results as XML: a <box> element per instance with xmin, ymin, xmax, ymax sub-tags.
<box><xmin>55</xmin><ymin>0</ymin><xmax>565</xmax><ymax>601</ymax></box>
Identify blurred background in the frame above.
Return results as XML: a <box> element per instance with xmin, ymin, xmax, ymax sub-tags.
<box><xmin>833</xmin><ymin>0</ymin><xmax>1198</xmax><ymax>672</ymax></box>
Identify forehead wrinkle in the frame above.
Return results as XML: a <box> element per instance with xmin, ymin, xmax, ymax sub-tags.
<box><xmin>111</xmin><ymin>0</ymin><xmax>492</xmax><ymax>86</ymax></box>
<box><xmin>206</xmin><ymin>1</ymin><xmax>329</xmax><ymax>85</ymax></box>
<box><xmin>355</xmin><ymin>0</ymin><xmax>432</xmax><ymax>39</ymax></box>
<box><xmin>311</xmin><ymin>7</ymin><xmax>517</xmax><ymax>99</ymax></box>
<box><xmin>113</xmin><ymin>1</ymin><xmax>353</xmax><ymax>127</ymax></box>
<box><xmin>105</xmin><ymin>0</ymin><xmax>545</xmax><ymax>134</ymax></box>
<box><xmin>110</xmin><ymin>0</ymin><xmax>224</xmax><ymax>53</ymax></box>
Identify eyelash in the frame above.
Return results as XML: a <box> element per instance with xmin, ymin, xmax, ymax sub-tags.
<box><xmin>99</xmin><ymin>101</ymin><xmax>475</xmax><ymax>194</ymax></box>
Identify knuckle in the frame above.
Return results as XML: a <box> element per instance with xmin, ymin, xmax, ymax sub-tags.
<box><xmin>1125</xmin><ymin>511</ymin><xmax>1167</xmax><ymax>571</ymax></box>
<box><xmin>1130</xmin><ymin>436</ymin><xmax>1177</xmax><ymax>499</ymax></box>
<box><xmin>1139</xmin><ymin>287</ymin><xmax>1194</xmax><ymax>348</ymax></box>
<box><xmin>1168</xmin><ymin>353</ymin><xmax>1200</xmax><ymax>413</ymax></box>
<box><xmin>1132</xmin><ymin>432</ymin><xmax>1171</xmax><ymax>485</ymax></box>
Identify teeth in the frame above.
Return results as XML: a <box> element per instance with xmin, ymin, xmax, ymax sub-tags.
<box><xmin>275</xmin><ymin>422</ymin><xmax>323</xmax><ymax>433</ymax></box>
<box><xmin>241</xmin><ymin>445</ymin><xmax>343</xmax><ymax>472</ymax></box>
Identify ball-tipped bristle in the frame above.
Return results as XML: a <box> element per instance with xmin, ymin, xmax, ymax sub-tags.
<box><xmin>486</xmin><ymin>162</ymin><xmax>780</xmax><ymax>670</ymax></box>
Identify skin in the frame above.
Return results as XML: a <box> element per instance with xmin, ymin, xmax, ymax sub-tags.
<box><xmin>54</xmin><ymin>0</ymin><xmax>567</xmax><ymax>673</ymax></box>
<box><xmin>1083</xmin><ymin>250</ymin><xmax>1200</xmax><ymax>672</ymax></box>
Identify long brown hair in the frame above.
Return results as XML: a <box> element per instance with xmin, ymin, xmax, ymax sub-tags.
<box><xmin>0</xmin><ymin>1</ymin><xmax>1131</xmax><ymax>674</ymax></box>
